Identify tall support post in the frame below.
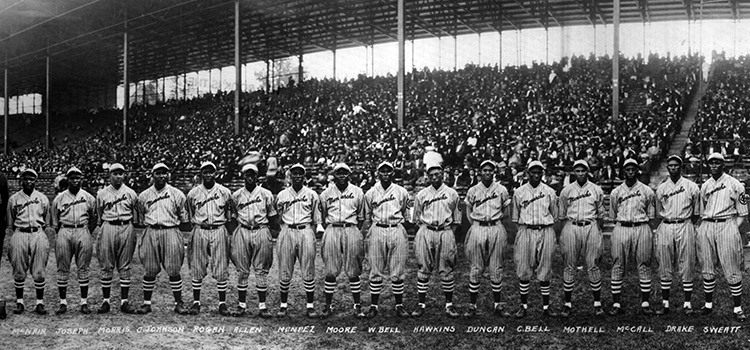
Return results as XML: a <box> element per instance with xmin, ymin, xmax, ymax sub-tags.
<box><xmin>265</xmin><ymin>60</ymin><xmax>270</xmax><ymax>91</ymax></box>
<box><xmin>478</xmin><ymin>33</ymin><xmax>481</xmax><ymax>66</ymax></box>
<box><xmin>498</xmin><ymin>31</ymin><xmax>502</xmax><ymax>67</ymax></box>
<box><xmin>453</xmin><ymin>35</ymin><xmax>457</xmax><ymax>71</ymax></box>
<box><xmin>183</xmin><ymin>73</ymin><xmax>187</xmax><ymax>99</ymax></box>
<box><xmin>123</xmin><ymin>26</ymin><xmax>129</xmax><ymax>144</ymax></box>
<box><xmin>332</xmin><ymin>49</ymin><xmax>337</xmax><ymax>80</ymax></box>
<box><xmin>397</xmin><ymin>0</ymin><xmax>405</xmax><ymax>128</ymax></box>
<box><xmin>3</xmin><ymin>67</ymin><xmax>7</xmax><ymax>155</ymax></box>
<box><xmin>612</xmin><ymin>0</ymin><xmax>620</xmax><ymax>121</ymax></box>
<box><xmin>45</xmin><ymin>56</ymin><xmax>50</xmax><ymax>150</ymax></box>
<box><xmin>298</xmin><ymin>54</ymin><xmax>303</xmax><ymax>83</ymax></box>
<box><xmin>234</xmin><ymin>0</ymin><xmax>241</xmax><ymax>135</ymax></box>
<box><xmin>545</xmin><ymin>28</ymin><xmax>549</xmax><ymax>64</ymax></box>
<box><xmin>438</xmin><ymin>37</ymin><xmax>442</xmax><ymax>69</ymax></box>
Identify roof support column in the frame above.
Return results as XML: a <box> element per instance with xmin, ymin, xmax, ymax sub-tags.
<box><xmin>4</xmin><ymin>67</ymin><xmax>8</xmax><ymax>155</ymax></box>
<box><xmin>45</xmin><ymin>56</ymin><xmax>50</xmax><ymax>150</ymax></box>
<box><xmin>545</xmin><ymin>28</ymin><xmax>549</xmax><ymax>64</ymax></box>
<box><xmin>499</xmin><ymin>30</ymin><xmax>502</xmax><ymax>68</ymax></box>
<box><xmin>612</xmin><ymin>0</ymin><xmax>620</xmax><ymax>121</ymax></box>
<box><xmin>123</xmin><ymin>25</ymin><xmax>129</xmax><ymax>145</ymax></box>
<box><xmin>397</xmin><ymin>0</ymin><xmax>405</xmax><ymax>128</ymax></box>
<box><xmin>333</xmin><ymin>49</ymin><xmax>337</xmax><ymax>80</ymax></box>
<box><xmin>265</xmin><ymin>60</ymin><xmax>270</xmax><ymax>91</ymax></box>
<box><xmin>298</xmin><ymin>54</ymin><xmax>303</xmax><ymax>83</ymax></box>
<box><xmin>234</xmin><ymin>0</ymin><xmax>241</xmax><ymax>135</ymax></box>
<box><xmin>453</xmin><ymin>35</ymin><xmax>457</xmax><ymax>71</ymax></box>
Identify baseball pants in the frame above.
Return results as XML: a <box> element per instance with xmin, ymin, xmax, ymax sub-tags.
<box><xmin>610</xmin><ymin>224</ymin><xmax>652</xmax><ymax>282</ymax></box>
<box><xmin>231</xmin><ymin>226</ymin><xmax>273</xmax><ymax>288</ymax></box>
<box><xmin>138</xmin><ymin>227</ymin><xmax>185</xmax><ymax>278</ymax></box>
<box><xmin>514</xmin><ymin>226</ymin><xmax>555</xmax><ymax>282</ymax></box>
<box><xmin>414</xmin><ymin>226</ymin><xmax>457</xmax><ymax>280</ymax></box>
<box><xmin>188</xmin><ymin>226</ymin><xmax>230</xmax><ymax>282</ymax></box>
<box><xmin>321</xmin><ymin>226</ymin><xmax>363</xmax><ymax>279</ymax></box>
<box><xmin>697</xmin><ymin>220</ymin><xmax>743</xmax><ymax>284</ymax></box>
<box><xmin>97</xmin><ymin>222</ymin><xmax>137</xmax><ymax>280</ymax></box>
<box><xmin>277</xmin><ymin>226</ymin><xmax>316</xmax><ymax>282</ymax></box>
<box><xmin>655</xmin><ymin>221</ymin><xmax>696</xmax><ymax>284</ymax></box>
<box><xmin>55</xmin><ymin>227</ymin><xmax>92</xmax><ymax>282</ymax></box>
<box><xmin>560</xmin><ymin>222</ymin><xmax>602</xmax><ymax>284</ymax></box>
<box><xmin>368</xmin><ymin>225</ymin><xmax>408</xmax><ymax>283</ymax></box>
<box><xmin>9</xmin><ymin>228</ymin><xmax>49</xmax><ymax>281</ymax></box>
<box><xmin>465</xmin><ymin>222</ymin><xmax>507</xmax><ymax>284</ymax></box>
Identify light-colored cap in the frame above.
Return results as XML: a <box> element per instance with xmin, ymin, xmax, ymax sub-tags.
<box><xmin>333</xmin><ymin>163</ymin><xmax>351</xmax><ymax>173</ymax></box>
<box><xmin>623</xmin><ymin>158</ymin><xmax>639</xmax><ymax>168</ymax></box>
<box><xmin>200</xmin><ymin>161</ymin><xmax>217</xmax><ymax>171</ymax></box>
<box><xmin>527</xmin><ymin>160</ymin><xmax>545</xmax><ymax>170</ymax></box>
<box><xmin>289</xmin><ymin>163</ymin><xmax>306</xmax><ymax>174</ymax></box>
<box><xmin>109</xmin><ymin>163</ymin><xmax>125</xmax><ymax>172</ymax></box>
<box><xmin>666</xmin><ymin>155</ymin><xmax>683</xmax><ymax>165</ymax></box>
<box><xmin>21</xmin><ymin>168</ymin><xmax>38</xmax><ymax>178</ymax></box>
<box><xmin>573</xmin><ymin>159</ymin><xmax>589</xmax><ymax>169</ymax></box>
<box><xmin>241</xmin><ymin>163</ymin><xmax>258</xmax><ymax>174</ymax></box>
<box><xmin>480</xmin><ymin>160</ymin><xmax>496</xmax><ymax>170</ymax></box>
<box><xmin>377</xmin><ymin>162</ymin><xmax>394</xmax><ymax>171</ymax></box>
<box><xmin>426</xmin><ymin>163</ymin><xmax>443</xmax><ymax>172</ymax></box>
<box><xmin>425</xmin><ymin>146</ymin><xmax>436</xmax><ymax>152</ymax></box>
<box><xmin>152</xmin><ymin>163</ymin><xmax>170</xmax><ymax>172</ymax></box>
<box><xmin>266</xmin><ymin>157</ymin><xmax>278</xmax><ymax>176</ymax></box>
<box><xmin>707</xmin><ymin>152</ymin><xmax>725</xmax><ymax>162</ymax></box>
<box><xmin>66</xmin><ymin>166</ymin><xmax>83</xmax><ymax>176</ymax></box>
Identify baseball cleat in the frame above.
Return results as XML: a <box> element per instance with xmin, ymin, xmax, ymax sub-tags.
<box><xmin>411</xmin><ymin>306</ymin><xmax>425</xmax><ymax>318</ymax></box>
<box><xmin>13</xmin><ymin>303</ymin><xmax>25</xmax><ymax>315</ymax></box>
<box><xmin>97</xmin><ymin>302</ymin><xmax>110</xmax><ymax>314</ymax></box>
<box><xmin>513</xmin><ymin>307</ymin><xmax>527</xmax><ymax>319</ymax></box>
<box><xmin>463</xmin><ymin>306</ymin><xmax>477</xmax><ymax>319</ymax></box>
<box><xmin>136</xmin><ymin>304</ymin><xmax>152</xmax><ymax>315</ymax></box>
<box><xmin>55</xmin><ymin>304</ymin><xmax>68</xmax><ymax>315</ymax></box>
<box><xmin>493</xmin><ymin>305</ymin><xmax>511</xmax><ymax>317</ymax></box>
<box><xmin>120</xmin><ymin>301</ymin><xmax>136</xmax><ymax>314</ymax></box>
<box><xmin>594</xmin><ymin>306</ymin><xmax>605</xmax><ymax>317</ymax></box>
<box><xmin>394</xmin><ymin>305</ymin><xmax>409</xmax><ymax>318</ymax></box>
<box><xmin>445</xmin><ymin>305</ymin><xmax>459</xmax><ymax>318</ymax></box>
<box><xmin>560</xmin><ymin>306</ymin><xmax>571</xmax><ymax>318</ymax></box>
<box><xmin>174</xmin><ymin>301</ymin><xmax>189</xmax><ymax>315</ymax></box>
<box><xmin>700</xmin><ymin>306</ymin><xmax>713</xmax><ymax>315</ymax></box>
<box><xmin>639</xmin><ymin>306</ymin><xmax>654</xmax><ymax>316</ymax></box>
<box><xmin>608</xmin><ymin>306</ymin><xmax>623</xmax><ymax>316</ymax></box>
<box><xmin>655</xmin><ymin>306</ymin><xmax>670</xmax><ymax>316</ymax></box>
<box><xmin>354</xmin><ymin>305</ymin><xmax>366</xmax><ymax>319</ymax></box>
<box><xmin>320</xmin><ymin>305</ymin><xmax>333</xmax><ymax>318</ymax></box>
<box><xmin>80</xmin><ymin>304</ymin><xmax>92</xmax><ymax>314</ymax></box>
<box><xmin>218</xmin><ymin>304</ymin><xmax>231</xmax><ymax>316</ymax></box>
<box><xmin>232</xmin><ymin>307</ymin><xmax>247</xmax><ymax>317</ymax></box>
<box><xmin>34</xmin><ymin>304</ymin><xmax>47</xmax><ymax>315</ymax></box>
<box><xmin>188</xmin><ymin>302</ymin><xmax>201</xmax><ymax>315</ymax></box>
<box><xmin>306</xmin><ymin>307</ymin><xmax>318</xmax><ymax>318</ymax></box>
<box><xmin>276</xmin><ymin>307</ymin><xmax>287</xmax><ymax>318</ymax></box>
<box><xmin>258</xmin><ymin>308</ymin><xmax>272</xmax><ymax>318</ymax></box>
<box><xmin>366</xmin><ymin>306</ymin><xmax>379</xmax><ymax>318</ymax></box>
<box><xmin>735</xmin><ymin>310</ymin><xmax>747</xmax><ymax>322</ymax></box>
<box><xmin>542</xmin><ymin>308</ymin><xmax>558</xmax><ymax>318</ymax></box>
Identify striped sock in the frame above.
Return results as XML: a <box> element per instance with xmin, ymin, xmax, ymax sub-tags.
<box><xmin>703</xmin><ymin>279</ymin><xmax>716</xmax><ymax>304</ymax></box>
<box><xmin>611</xmin><ymin>279</ymin><xmax>622</xmax><ymax>304</ymax></box>
<box><xmin>324</xmin><ymin>279</ymin><xmax>337</xmax><ymax>305</ymax></box>
<box><xmin>469</xmin><ymin>281</ymin><xmax>480</xmax><ymax>304</ymax></box>
<box><xmin>101</xmin><ymin>278</ymin><xmax>112</xmax><ymax>299</ymax></box>
<box><xmin>442</xmin><ymin>279</ymin><xmax>454</xmax><ymax>303</ymax></box>
<box><xmin>730</xmin><ymin>282</ymin><xmax>742</xmax><ymax>308</ymax></box>
<box><xmin>303</xmin><ymin>280</ymin><xmax>315</xmax><ymax>304</ymax></box>
<box><xmin>563</xmin><ymin>280</ymin><xmax>574</xmax><ymax>303</ymax></box>
<box><xmin>349</xmin><ymin>279</ymin><xmax>361</xmax><ymax>305</ymax></box>
<box><xmin>519</xmin><ymin>280</ymin><xmax>530</xmax><ymax>306</ymax></box>
<box><xmin>683</xmin><ymin>280</ymin><xmax>693</xmax><ymax>303</ymax></box>
<box><xmin>120</xmin><ymin>278</ymin><xmax>131</xmax><ymax>302</ymax></box>
<box><xmin>491</xmin><ymin>281</ymin><xmax>502</xmax><ymax>303</ymax></box>
<box><xmin>191</xmin><ymin>279</ymin><xmax>202</xmax><ymax>303</ymax></box>
<box><xmin>34</xmin><ymin>280</ymin><xmax>45</xmax><ymax>302</ymax></box>
<box><xmin>392</xmin><ymin>281</ymin><xmax>404</xmax><ymax>306</ymax></box>
<box><xmin>217</xmin><ymin>281</ymin><xmax>227</xmax><ymax>303</ymax></box>
<box><xmin>417</xmin><ymin>279</ymin><xmax>429</xmax><ymax>304</ymax></box>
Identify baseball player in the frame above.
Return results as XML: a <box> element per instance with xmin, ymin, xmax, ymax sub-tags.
<box><xmin>558</xmin><ymin>159</ymin><xmax>606</xmax><ymax>317</ymax></box>
<box><xmin>653</xmin><ymin>155</ymin><xmax>700</xmax><ymax>316</ymax></box>
<box><xmin>463</xmin><ymin>160</ymin><xmax>512</xmax><ymax>318</ymax></box>
<box><xmin>511</xmin><ymin>160</ymin><xmax>558</xmax><ymax>318</ymax></box>
<box><xmin>319</xmin><ymin>163</ymin><xmax>366</xmax><ymax>318</ymax></box>
<box><xmin>275</xmin><ymin>163</ymin><xmax>323</xmax><ymax>318</ymax></box>
<box><xmin>696</xmin><ymin>153</ymin><xmax>748</xmax><ymax>321</ymax></box>
<box><xmin>7</xmin><ymin>168</ymin><xmax>51</xmax><ymax>315</ymax></box>
<box><xmin>229</xmin><ymin>163</ymin><xmax>278</xmax><ymax>317</ymax></box>
<box><xmin>609</xmin><ymin>158</ymin><xmax>656</xmax><ymax>316</ymax></box>
<box><xmin>363</xmin><ymin>161</ymin><xmax>410</xmax><ymax>318</ymax></box>
<box><xmin>94</xmin><ymin>163</ymin><xmax>138</xmax><ymax>314</ymax></box>
<box><xmin>134</xmin><ymin>163</ymin><xmax>190</xmax><ymax>315</ymax></box>
<box><xmin>49</xmin><ymin>166</ymin><xmax>97</xmax><ymax>315</ymax></box>
<box><xmin>411</xmin><ymin>163</ymin><xmax>461</xmax><ymax>318</ymax></box>
<box><xmin>186</xmin><ymin>161</ymin><xmax>232</xmax><ymax>316</ymax></box>
<box><xmin>0</xmin><ymin>168</ymin><xmax>8</xmax><ymax>319</ymax></box>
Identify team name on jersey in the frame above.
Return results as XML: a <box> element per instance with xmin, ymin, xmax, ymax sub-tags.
<box><xmin>195</xmin><ymin>193</ymin><xmax>220</xmax><ymax>210</ymax></box>
<box><xmin>520</xmin><ymin>192</ymin><xmax>545</xmax><ymax>208</ymax></box>
<box><xmin>61</xmin><ymin>197</ymin><xmax>87</xmax><ymax>215</ymax></box>
<box><xmin>277</xmin><ymin>196</ymin><xmax>308</xmax><ymax>213</ymax></box>
<box><xmin>424</xmin><ymin>193</ymin><xmax>448</xmax><ymax>209</ymax></box>
<box><xmin>617</xmin><ymin>191</ymin><xmax>641</xmax><ymax>205</ymax></box>
<box><xmin>103</xmin><ymin>194</ymin><xmax>129</xmax><ymax>211</ymax></box>
<box><xmin>13</xmin><ymin>198</ymin><xmax>40</xmax><ymax>213</ymax></box>
<box><xmin>372</xmin><ymin>194</ymin><xmax>396</xmax><ymax>208</ymax></box>
<box><xmin>146</xmin><ymin>192</ymin><xmax>170</xmax><ymax>207</ymax></box>
<box><xmin>326</xmin><ymin>193</ymin><xmax>355</xmax><ymax>205</ymax></box>
<box><xmin>475</xmin><ymin>192</ymin><xmax>499</xmax><ymax>207</ymax></box>
<box><xmin>705</xmin><ymin>183</ymin><xmax>726</xmax><ymax>198</ymax></box>
<box><xmin>662</xmin><ymin>186</ymin><xmax>685</xmax><ymax>201</ymax></box>
<box><xmin>237</xmin><ymin>197</ymin><xmax>262</xmax><ymax>211</ymax></box>
<box><xmin>569</xmin><ymin>190</ymin><xmax>591</xmax><ymax>203</ymax></box>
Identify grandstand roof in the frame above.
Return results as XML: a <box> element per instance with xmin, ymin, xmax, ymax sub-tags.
<box><xmin>0</xmin><ymin>0</ymin><xmax>746</xmax><ymax>97</ymax></box>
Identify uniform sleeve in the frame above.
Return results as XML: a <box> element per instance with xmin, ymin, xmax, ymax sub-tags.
<box><xmin>736</xmin><ymin>182</ymin><xmax>748</xmax><ymax>217</ymax></box>
<box><xmin>0</xmin><ymin>173</ymin><xmax>8</xmax><ymax>230</ymax></box>
<box><xmin>464</xmin><ymin>188</ymin><xmax>475</xmax><ymax>222</ymax></box>
<box><xmin>223</xmin><ymin>189</ymin><xmax>232</xmax><ymax>222</ymax></box>
<box><xmin>49</xmin><ymin>195</ymin><xmax>60</xmax><ymax>228</ymax></box>
<box><xmin>311</xmin><ymin>192</ymin><xmax>322</xmax><ymax>225</ymax></box>
<box><xmin>363</xmin><ymin>191</ymin><xmax>373</xmax><ymax>222</ymax></box>
<box><xmin>653</xmin><ymin>187</ymin><xmax>663</xmax><ymax>219</ymax></box>
<box><xmin>595</xmin><ymin>186</ymin><xmax>606</xmax><ymax>219</ymax></box>
<box><xmin>6</xmin><ymin>195</ymin><xmax>15</xmax><ymax>229</ymax></box>
<box><xmin>548</xmin><ymin>189</ymin><xmax>559</xmax><ymax>220</ymax></box>
<box><xmin>511</xmin><ymin>191</ymin><xmax>520</xmax><ymax>223</ymax></box>
<box><xmin>412</xmin><ymin>191</ymin><xmax>424</xmax><ymax>224</ymax></box>
<box><xmin>318</xmin><ymin>190</ymin><xmax>329</xmax><ymax>225</ymax></box>
<box><xmin>645</xmin><ymin>188</ymin><xmax>656</xmax><ymax>219</ymax></box>
<box><xmin>400</xmin><ymin>190</ymin><xmax>410</xmax><ymax>221</ymax></box>
<box><xmin>356</xmin><ymin>191</ymin><xmax>366</xmax><ymax>222</ymax></box>
<box><xmin>609</xmin><ymin>189</ymin><xmax>619</xmax><ymax>221</ymax></box>
<box><xmin>451</xmin><ymin>191</ymin><xmax>461</xmax><ymax>224</ymax></box>
<box><xmin>87</xmin><ymin>194</ymin><xmax>97</xmax><ymax>226</ymax></box>
<box><xmin>135</xmin><ymin>193</ymin><xmax>146</xmax><ymax>225</ymax></box>
<box><xmin>185</xmin><ymin>190</ymin><xmax>196</xmax><ymax>222</ymax></box>
<box><xmin>266</xmin><ymin>191</ymin><xmax>278</xmax><ymax>218</ymax></box>
<box><xmin>41</xmin><ymin>196</ymin><xmax>50</xmax><ymax>226</ymax></box>
<box><xmin>558</xmin><ymin>187</ymin><xmax>569</xmax><ymax>220</ymax></box>
<box><xmin>95</xmin><ymin>193</ymin><xmax>105</xmax><ymax>226</ymax></box>
<box><xmin>176</xmin><ymin>191</ymin><xmax>189</xmax><ymax>223</ymax></box>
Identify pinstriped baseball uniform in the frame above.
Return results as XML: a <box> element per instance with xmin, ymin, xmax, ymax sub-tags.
<box><xmin>464</xmin><ymin>181</ymin><xmax>510</xmax><ymax>284</ymax></box>
<box><xmin>609</xmin><ymin>180</ymin><xmax>655</xmax><ymax>282</ymax></box>
<box><xmin>654</xmin><ymin>176</ymin><xmax>699</xmax><ymax>283</ymax></box>
<box><xmin>275</xmin><ymin>185</ymin><xmax>322</xmax><ymax>282</ymax></box>
<box><xmin>137</xmin><ymin>184</ymin><xmax>189</xmax><ymax>277</ymax></box>
<box><xmin>50</xmin><ymin>189</ymin><xmax>96</xmax><ymax>282</ymax></box>
<box><xmin>96</xmin><ymin>184</ymin><xmax>138</xmax><ymax>281</ymax></box>
<box><xmin>7</xmin><ymin>190</ymin><xmax>50</xmax><ymax>281</ymax></box>
<box><xmin>230</xmin><ymin>185</ymin><xmax>276</xmax><ymax>289</ymax></box>
<box><xmin>697</xmin><ymin>173</ymin><xmax>748</xmax><ymax>284</ymax></box>
<box><xmin>320</xmin><ymin>184</ymin><xmax>365</xmax><ymax>278</ymax></box>
<box><xmin>512</xmin><ymin>182</ymin><xmax>557</xmax><ymax>281</ymax></box>
<box><xmin>558</xmin><ymin>180</ymin><xmax>605</xmax><ymax>285</ymax></box>
<box><xmin>364</xmin><ymin>182</ymin><xmax>410</xmax><ymax>283</ymax></box>
<box><xmin>413</xmin><ymin>183</ymin><xmax>461</xmax><ymax>280</ymax></box>
<box><xmin>186</xmin><ymin>184</ymin><xmax>232</xmax><ymax>282</ymax></box>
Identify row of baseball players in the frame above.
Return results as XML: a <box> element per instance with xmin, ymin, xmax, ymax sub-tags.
<box><xmin>2</xmin><ymin>151</ymin><xmax>746</xmax><ymax>321</ymax></box>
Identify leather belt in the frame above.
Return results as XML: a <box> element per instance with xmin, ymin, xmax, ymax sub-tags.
<box><xmin>62</xmin><ymin>224</ymin><xmax>86</xmax><ymax>229</ymax></box>
<box><xmin>106</xmin><ymin>220</ymin><xmax>131</xmax><ymax>226</ymax></box>
<box><xmin>375</xmin><ymin>223</ymin><xmax>400</xmax><ymax>228</ymax></box>
<box><xmin>570</xmin><ymin>220</ymin><xmax>591</xmax><ymax>227</ymax></box>
<box><xmin>478</xmin><ymin>220</ymin><xmax>497</xmax><ymax>226</ymax></box>
<box><xmin>618</xmin><ymin>221</ymin><xmax>648</xmax><ymax>227</ymax></box>
<box><xmin>703</xmin><ymin>218</ymin><xmax>728</xmax><ymax>223</ymax></box>
<box><xmin>331</xmin><ymin>223</ymin><xmax>355</xmax><ymax>228</ymax></box>
<box><xmin>150</xmin><ymin>224</ymin><xmax>179</xmax><ymax>230</ymax></box>
<box><xmin>525</xmin><ymin>224</ymin><xmax>551</xmax><ymax>230</ymax></box>
<box><xmin>662</xmin><ymin>219</ymin><xmax>687</xmax><ymax>224</ymax></box>
<box><xmin>241</xmin><ymin>223</ymin><xmax>267</xmax><ymax>230</ymax></box>
<box><xmin>426</xmin><ymin>224</ymin><xmax>447</xmax><ymax>231</ymax></box>
<box><xmin>199</xmin><ymin>223</ymin><xmax>223</xmax><ymax>230</ymax></box>
<box><xmin>287</xmin><ymin>224</ymin><xmax>307</xmax><ymax>230</ymax></box>
<box><xmin>18</xmin><ymin>227</ymin><xmax>41</xmax><ymax>233</ymax></box>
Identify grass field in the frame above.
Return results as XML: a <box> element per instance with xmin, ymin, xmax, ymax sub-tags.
<box><xmin>0</xmin><ymin>219</ymin><xmax>749</xmax><ymax>350</ymax></box>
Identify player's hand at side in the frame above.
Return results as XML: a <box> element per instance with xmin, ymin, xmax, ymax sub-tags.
<box><xmin>5</xmin><ymin>227</ymin><xmax>13</xmax><ymax>238</ymax></box>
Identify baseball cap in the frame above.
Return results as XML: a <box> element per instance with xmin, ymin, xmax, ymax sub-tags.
<box><xmin>623</xmin><ymin>159</ymin><xmax>639</xmax><ymax>168</ymax></box>
<box><xmin>109</xmin><ymin>163</ymin><xmax>125</xmax><ymax>172</ymax></box>
<box><xmin>480</xmin><ymin>160</ymin><xmax>496</xmax><ymax>170</ymax></box>
<box><xmin>152</xmin><ymin>163</ymin><xmax>170</xmax><ymax>172</ymax></box>
<box><xmin>333</xmin><ymin>163</ymin><xmax>351</xmax><ymax>173</ymax></box>
<box><xmin>527</xmin><ymin>160</ymin><xmax>545</xmax><ymax>170</ymax></box>
<box><xmin>266</xmin><ymin>157</ymin><xmax>278</xmax><ymax>176</ymax></box>
<box><xmin>66</xmin><ymin>166</ymin><xmax>83</xmax><ymax>177</ymax></box>
<box><xmin>21</xmin><ymin>168</ymin><xmax>38</xmax><ymax>178</ymax></box>
<box><xmin>573</xmin><ymin>159</ymin><xmax>589</xmax><ymax>170</ymax></box>
<box><xmin>377</xmin><ymin>162</ymin><xmax>394</xmax><ymax>171</ymax></box>
<box><xmin>200</xmin><ymin>161</ymin><xmax>217</xmax><ymax>171</ymax></box>
<box><xmin>289</xmin><ymin>163</ymin><xmax>306</xmax><ymax>175</ymax></box>
<box><xmin>707</xmin><ymin>153</ymin><xmax>725</xmax><ymax>162</ymax></box>
<box><xmin>426</xmin><ymin>163</ymin><xmax>442</xmax><ymax>172</ymax></box>
<box><xmin>241</xmin><ymin>163</ymin><xmax>258</xmax><ymax>175</ymax></box>
<box><xmin>666</xmin><ymin>155</ymin><xmax>683</xmax><ymax>165</ymax></box>
<box><xmin>425</xmin><ymin>146</ymin><xmax>436</xmax><ymax>152</ymax></box>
